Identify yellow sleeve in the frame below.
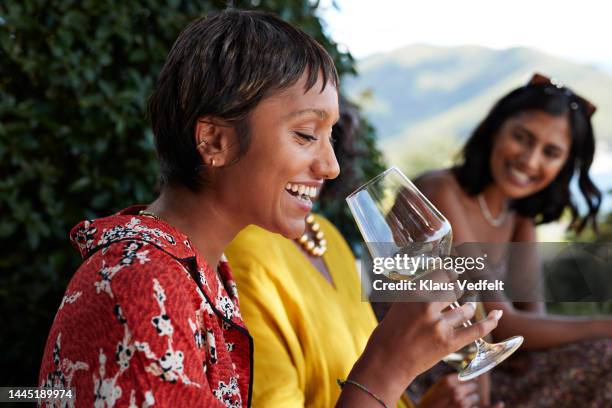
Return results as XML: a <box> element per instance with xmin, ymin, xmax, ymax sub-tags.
<box><xmin>399</xmin><ymin>393</ymin><xmax>416</xmax><ymax>408</ymax></box>
<box><xmin>231</xmin><ymin>256</ymin><xmax>306</xmax><ymax>407</ymax></box>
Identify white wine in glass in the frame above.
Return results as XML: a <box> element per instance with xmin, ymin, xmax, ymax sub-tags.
<box><xmin>346</xmin><ymin>167</ymin><xmax>523</xmax><ymax>381</ymax></box>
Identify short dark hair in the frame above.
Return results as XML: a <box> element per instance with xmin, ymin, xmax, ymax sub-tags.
<box><xmin>453</xmin><ymin>82</ymin><xmax>601</xmax><ymax>233</ymax></box>
<box><xmin>148</xmin><ymin>9</ymin><xmax>339</xmax><ymax>190</ymax></box>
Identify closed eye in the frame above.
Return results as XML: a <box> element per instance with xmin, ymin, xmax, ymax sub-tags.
<box><xmin>294</xmin><ymin>131</ymin><xmax>318</xmax><ymax>142</ymax></box>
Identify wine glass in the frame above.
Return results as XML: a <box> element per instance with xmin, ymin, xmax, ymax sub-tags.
<box><xmin>346</xmin><ymin>166</ymin><xmax>523</xmax><ymax>381</ymax></box>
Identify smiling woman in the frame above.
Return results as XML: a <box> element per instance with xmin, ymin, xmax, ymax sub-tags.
<box><xmin>38</xmin><ymin>10</ymin><xmax>341</xmax><ymax>407</ymax></box>
<box><xmin>414</xmin><ymin>73</ymin><xmax>612</xmax><ymax>407</ymax></box>
<box><xmin>451</xmin><ymin>73</ymin><xmax>600</xmax><ymax>232</ymax></box>
<box><xmin>38</xmin><ymin>9</ymin><xmax>500</xmax><ymax>408</ymax></box>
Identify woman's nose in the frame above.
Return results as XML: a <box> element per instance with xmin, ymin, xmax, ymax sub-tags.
<box><xmin>518</xmin><ymin>148</ymin><xmax>541</xmax><ymax>173</ymax></box>
<box><xmin>313</xmin><ymin>140</ymin><xmax>340</xmax><ymax>180</ymax></box>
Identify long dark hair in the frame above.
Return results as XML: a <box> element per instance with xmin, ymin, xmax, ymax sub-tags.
<box><xmin>453</xmin><ymin>81</ymin><xmax>601</xmax><ymax>233</ymax></box>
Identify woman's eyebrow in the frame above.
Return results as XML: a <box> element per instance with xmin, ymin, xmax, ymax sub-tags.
<box><xmin>514</xmin><ymin>124</ymin><xmax>535</xmax><ymax>138</ymax></box>
<box><xmin>284</xmin><ymin>108</ymin><xmax>329</xmax><ymax>121</ymax></box>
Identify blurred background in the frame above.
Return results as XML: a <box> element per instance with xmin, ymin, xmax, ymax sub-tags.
<box><xmin>320</xmin><ymin>0</ymin><xmax>612</xmax><ymax>217</ymax></box>
<box><xmin>1</xmin><ymin>0</ymin><xmax>610</xmax><ymax>387</ymax></box>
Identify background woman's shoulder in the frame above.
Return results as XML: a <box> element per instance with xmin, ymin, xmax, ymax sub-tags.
<box><xmin>414</xmin><ymin>168</ymin><xmax>463</xmax><ymax>197</ymax></box>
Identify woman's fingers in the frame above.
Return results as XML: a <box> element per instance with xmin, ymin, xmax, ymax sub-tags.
<box><xmin>440</xmin><ymin>303</ymin><xmax>477</xmax><ymax>327</ymax></box>
<box><xmin>420</xmin><ymin>374</ymin><xmax>480</xmax><ymax>408</ymax></box>
<box><xmin>453</xmin><ymin>310</ymin><xmax>502</xmax><ymax>349</ymax></box>
<box><xmin>453</xmin><ymin>382</ymin><xmax>479</xmax><ymax>408</ymax></box>
<box><xmin>427</xmin><ymin>301</ymin><xmax>455</xmax><ymax>314</ymax></box>
<box><xmin>455</xmin><ymin>381</ymin><xmax>478</xmax><ymax>399</ymax></box>
<box><xmin>463</xmin><ymin>391</ymin><xmax>480</xmax><ymax>408</ymax></box>
<box><xmin>440</xmin><ymin>375</ymin><xmax>480</xmax><ymax>408</ymax></box>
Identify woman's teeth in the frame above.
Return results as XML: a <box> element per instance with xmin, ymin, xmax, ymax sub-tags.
<box><xmin>508</xmin><ymin>166</ymin><xmax>533</xmax><ymax>185</ymax></box>
<box><xmin>285</xmin><ymin>182</ymin><xmax>318</xmax><ymax>200</ymax></box>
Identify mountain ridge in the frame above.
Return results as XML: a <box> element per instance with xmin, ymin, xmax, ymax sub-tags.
<box><xmin>344</xmin><ymin>44</ymin><xmax>612</xmax><ymax>169</ymax></box>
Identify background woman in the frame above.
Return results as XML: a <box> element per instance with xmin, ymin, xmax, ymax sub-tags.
<box><xmin>416</xmin><ymin>73</ymin><xmax>612</xmax><ymax>407</ymax></box>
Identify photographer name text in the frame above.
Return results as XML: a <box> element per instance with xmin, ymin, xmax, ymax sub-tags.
<box><xmin>372</xmin><ymin>279</ymin><xmax>504</xmax><ymax>292</ymax></box>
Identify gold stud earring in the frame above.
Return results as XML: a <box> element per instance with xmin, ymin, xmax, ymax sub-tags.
<box><xmin>211</xmin><ymin>158</ymin><xmax>216</xmax><ymax>167</ymax></box>
<box><xmin>196</xmin><ymin>139</ymin><xmax>208</xmax><ymax>149</ymax></box>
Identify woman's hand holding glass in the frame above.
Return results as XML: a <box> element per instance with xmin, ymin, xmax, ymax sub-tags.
<box><xmin>338</xmin><ymin>301</ymin><xmax>501</xmax><ymax>407</ymax></box>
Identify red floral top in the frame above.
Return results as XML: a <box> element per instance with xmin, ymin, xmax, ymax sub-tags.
<box><xmin>39</xmin><ymin>206</ymin><xmax>253</xmax><ymax>407</ymax></box>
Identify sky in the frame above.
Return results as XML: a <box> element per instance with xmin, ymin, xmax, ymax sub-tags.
<box><xmin>319</xmin><ymin>0</ymin><xmax>612</xmax><ymax>70</ymax></box>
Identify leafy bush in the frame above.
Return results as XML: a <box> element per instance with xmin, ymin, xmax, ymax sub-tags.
<box><xmin>0</xmin><ymin>0</ymin><xmax>383</xmax><ymax>385</ymax></box>
<box><xmin>548</xmin><ymin>206</ymin><xmax>612</xmax><ymax>316</ymax></box>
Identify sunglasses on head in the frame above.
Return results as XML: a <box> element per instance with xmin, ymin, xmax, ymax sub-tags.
<box><xmin>528</xmin><ymin>73</ymin><xmax>596</xmax><ymax>118</ymax></box>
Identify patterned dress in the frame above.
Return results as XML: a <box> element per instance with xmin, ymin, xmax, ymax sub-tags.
<box><xmin>39</xmin><ymin>206</ymin><xmax>252</xmax><ymax>407</ymax></box>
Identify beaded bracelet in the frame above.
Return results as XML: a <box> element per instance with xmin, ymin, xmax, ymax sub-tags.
<box><xmin>337</xmin><ymin>378</ymin><xmax>389</xmax><ymax>408</ymax></box>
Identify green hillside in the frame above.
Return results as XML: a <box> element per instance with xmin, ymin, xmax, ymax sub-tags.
<box><xmin>345</xmin><ymin>45</ymin><xmax>612</xmax><ymax>175</ymax></box>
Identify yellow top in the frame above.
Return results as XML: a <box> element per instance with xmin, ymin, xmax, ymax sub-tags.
<box><xmin>226</xmin><ymin>215</ymin><xmax>413</xmax><ymax>408</ymax></box>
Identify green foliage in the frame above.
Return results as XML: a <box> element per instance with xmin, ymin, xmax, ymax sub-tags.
<box><xmin>546</xmin><ymin>206</ymin><xmax>612</xmax><ymax>316</ymax></box>
<box><xmin>547</xmin><ymin>302</ymin><xmax>612</xmax><ymax>316</ymax></box>
<box><xmin>393</xmin><ymin>133</ymin><xmax>460</xmax><ymax>178</ymax></box>
<box><xmin>0</xmin><ymin>0</ymin><xmax>377</xmax><ymax>385</ymax></box>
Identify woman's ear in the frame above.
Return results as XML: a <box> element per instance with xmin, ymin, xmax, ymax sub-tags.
<box><xmin>194</xmin><ymin>117</ymin><xmax>238</xmax><ymax>167</ymax></box>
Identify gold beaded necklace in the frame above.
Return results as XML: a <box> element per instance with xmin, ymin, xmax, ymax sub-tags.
<box><xmin>296</xmin><ymin>214</ymin><xmax>327</xmax><ymax>257</ymax></box>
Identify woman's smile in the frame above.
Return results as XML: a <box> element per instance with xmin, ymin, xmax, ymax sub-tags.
<box><xmin>284</xmin><ymin>182</ymin><xmax>321</xmax><ymax>212</ymax></box>
<box><xmin>504</xmin><ymin>162</ymin><xmax>538</xmax><ymax>188</ymax></box>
